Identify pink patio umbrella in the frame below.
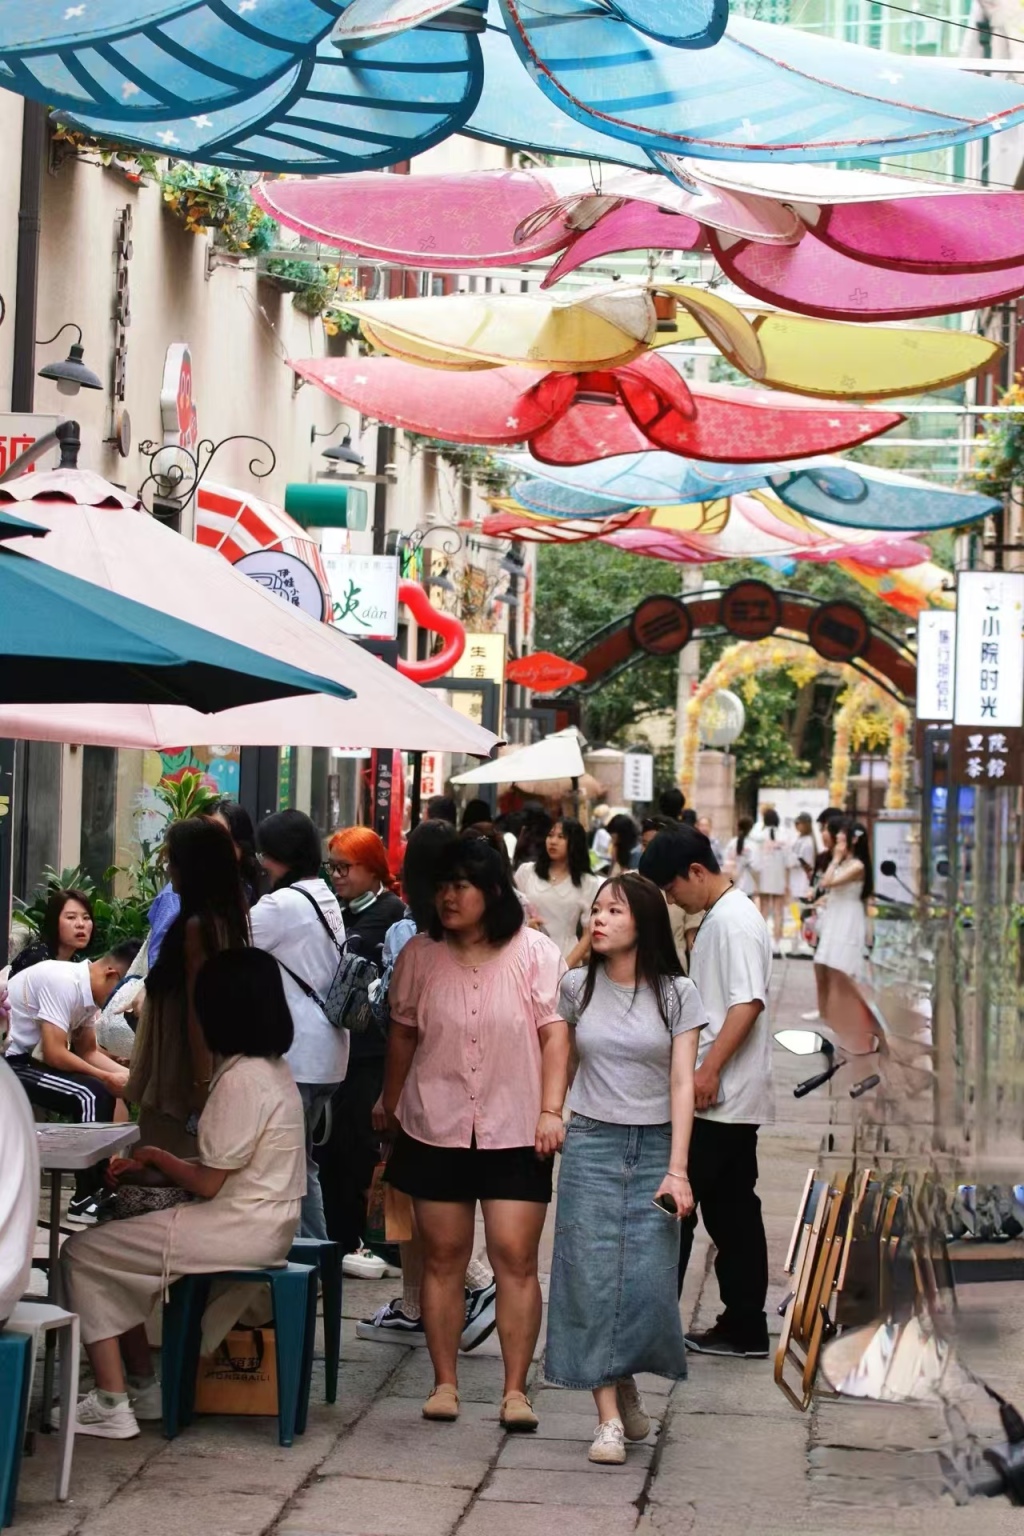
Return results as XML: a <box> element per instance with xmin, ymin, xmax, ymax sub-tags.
<box><xmin>0</xmin><ymin>466</ymin><xmax>496</xmax><ymax>755</ymax></box>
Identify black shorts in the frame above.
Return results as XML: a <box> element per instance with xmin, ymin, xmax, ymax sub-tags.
<box><xmin>385</xmin><ymin>1130</ymin><xmax>553</xmax><ymax>1205</ymax></box>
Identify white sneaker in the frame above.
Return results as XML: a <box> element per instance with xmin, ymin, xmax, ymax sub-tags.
<box><xmin>73</xmin><ymin>1389</ymin><xmax>140</xmax><ymax>1439</ymax></box>
<box><xmin>589</xmin><ymin>1417</ymin><xmax>626</xmax><ymax>1465</ymax></box>
<box><xmin>129</xmin><ymin>1381</ymin><xmax>163</xmax><ymax>1421</ymax></box>
<box><xmin>800</xmin><ymin>1010</ymin><xmax>822</xmax><ymax>1022</ymax></box>
<box><xmin>343</xmin><ymin>1245</ymin><xmax>387</xmax><ymax>1280</ymax></box>
<box><xmin>615</xmin><ymin>1377</ymin><xmax>650</xmax><ymax>1442</ymax></box>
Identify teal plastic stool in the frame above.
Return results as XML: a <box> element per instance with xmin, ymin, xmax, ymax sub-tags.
<box><xmin>0</xmin><ymin>1331</ymin><xmax>32</xmax><ymax>1529</ymax></box>
<box><xmin>161</xmin><ymin>1263</ymin><xmax>317</xmax><ymax>1446</ymax></box>
<box><xmin>287</xmin><ymin>1238</ymin><xmax>342</xmax><ymax>1404</ymax></box>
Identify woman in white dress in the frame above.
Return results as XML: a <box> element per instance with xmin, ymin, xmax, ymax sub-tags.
<box><xmin>723</xmin><ymin>817</ymin><xmax>757</xmax><ymax>898</ymax></box>
<box><xmin>753</xmin><ymin>808</ymin><xmax>788</xmax><ymax>946</ymax></box>
<box><xmin>515</xmin><ymin>818</ymin><xmax>601</xmax><ymax>964</ymax></box>
<box><xmin>788</xmin><ymin>813</ymin><xmax>817</xmax><ymax>902</ymax></box>
<box><xmin>809</xmin><ymin>819</ymin><xmax>872</xmax><ymax>1019</ymax></box>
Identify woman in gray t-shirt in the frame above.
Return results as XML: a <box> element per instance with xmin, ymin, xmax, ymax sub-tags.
<box><xmin>545</xmin><ymin>873</ymin><xmax>706</xmax><ymax>1466</ymax></box>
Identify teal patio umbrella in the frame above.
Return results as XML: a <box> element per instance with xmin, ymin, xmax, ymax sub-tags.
<box><xmin>0</xmin><ymin>509</ymin><xmax>46</xmax><ymax>540</ymax></box>
<box><xmin>0</xmin><ymin>546</ymin><xmax>356</xmax><ymax>709</ymax></box>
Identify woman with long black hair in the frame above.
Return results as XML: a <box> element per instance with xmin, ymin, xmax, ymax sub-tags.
<box><xmin>10</xmin><ymin>888</ymin><xmax>95</xmax><ymax>977</ymax></box>
<box><xmin>807</xmin><ymin>818</ymin><xmax>873</xmax><ymax>1021</ymax></box>
<box><xmin>126</xmin><ymin>818</ymin><xmax>250</xmax><ymax>1159</ymax></box>
<box><xmin>546</xmin><ymin>873</ymin><xmax>705</xmax><ymax>1465</ymax></box>
<box><xmin>514</xmin><ymin>817</ymin><xmax>600</xmax><ymax>963</ymax></box>
<box><xmin>212</xmin><ymin>799</ymin><xmax>262</xmax><ymax>906</ymax></box>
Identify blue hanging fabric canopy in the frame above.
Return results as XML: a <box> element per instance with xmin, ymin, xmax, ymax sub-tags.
<box><xmin>504</xmin><ymin>449</ymin><xmax>999</xmax><ymax>531</ymax></box>
<box><xmin>8</xmin><ymin>0</ymin><xmax>1024</xmax><ymax>171</ymax></box>
<box><xmin>498</xmin><ymin>0</ymin><xmax>1024</xmax><ymax>163</ymax></box>
<box><xmin>57</xmin><ymin>25</ymin><xmax>483</xmax><ymax>173</ymax></box>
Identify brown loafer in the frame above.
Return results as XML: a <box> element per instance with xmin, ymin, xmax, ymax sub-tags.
<box><xmin>500</xmin><ymin>1391</ymin><xmax>538</xmax><ymax>1433</ymax></box>
<box><xmin>422</xmin><ymin>1384</ymin><xmax>460</xmax><ymax>1421</ymax></box>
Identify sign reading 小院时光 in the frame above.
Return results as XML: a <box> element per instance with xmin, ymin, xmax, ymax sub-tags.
<box><xmin>623</xmin><ymin>752</ymin><xmax>654</xmax><ymax>804</ymax></box>
<box><xmin>321</xmin><ymin>547</ymin><xmax>400</xmax><ymax>641</ymax></box>
<box><xmin>951</xmin><ymin>571</ymin><xmax>1024</xmax><ymax>786</ymax></box>
<box><xmin>916</xmin><ymin>610</ymin><xmax>955</xmax><ymax>723</ymax></box>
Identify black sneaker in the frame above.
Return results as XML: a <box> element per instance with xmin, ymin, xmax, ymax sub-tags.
<box><xmin>684</xmin><ymin>1324</ymin><xmax>769</xmax><ymax>1358</ymax></box>
<box><xmin>67</xmin><ymin>1192</ymin><xmax>102</xmax><ymax>1224</ymax></box>
<box><xmin>356</xmin><ymin>1301</ymin><xmax>428</xmax><ymax>1345</ymax></box>
<box><xmin>460</xmin><ymin>1281</ymin><xmax>498</xmax><ymax>1352</ymax></box>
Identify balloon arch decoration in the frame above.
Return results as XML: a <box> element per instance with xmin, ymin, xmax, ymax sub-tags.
<box><xmin>680</xmin><ymin>638</ymin><xmax>911</xmax><ymax>811</ymax></box>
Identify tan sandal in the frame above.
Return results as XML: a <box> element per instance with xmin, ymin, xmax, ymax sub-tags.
<box><xmin>500</xmin><ymin>1391</ymin><xmax>538</xmax><ymax>1433</ymax></box>
<box><xmin>422</xmin><ymin>1383</ymin><xmax>460</xmax><ymax>1421</ymax></box>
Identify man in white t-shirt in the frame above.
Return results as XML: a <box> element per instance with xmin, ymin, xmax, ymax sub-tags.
<box><xmin>640</xmin><ymin>826</ymin><xmax>773</xmax><ymax>1358</ymax></box>
<box><xmin>4</xmin><ymin>948</ymin><xmax>135</xmax><ymax>1221</ymax></box>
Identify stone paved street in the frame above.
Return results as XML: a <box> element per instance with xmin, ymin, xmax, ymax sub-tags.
<box><xmin>13</xmin><ymin>958</ymin><xmax>1024</xmax><ymax>1535</ymax></box>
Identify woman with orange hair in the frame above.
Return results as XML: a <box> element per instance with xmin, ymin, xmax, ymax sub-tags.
<box><xmin>318</xmin><ymin>826</ymin><xmax>406</xmax><ymax>1276</ymax></box>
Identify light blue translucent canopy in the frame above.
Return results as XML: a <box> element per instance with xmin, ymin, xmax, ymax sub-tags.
<box><xmin>501</xmin><ymin>452</ymin><xmax>777</xmax><ymax>513</ymax></box>
<box><xmin>606</xmin><ymin>0</ymin><xmax>727</xmax><ymax>47</ymax></box>
<box><xmin>770</xmin><ymin>461</ymin><xmax>999</xmax><ymax>531</ymax></box>
<box><xmin>464</xmin><ymin>21</ymin><xmax>653</xmax><ymax>168</ymax></box>
<box><xmin>0</xmin><ymin>1</ymin><xmax>342</xmax><ymax>121</ymax></box>
<box><xmin>505</xmin><ymin>451</ymin><xmax>999</xmax><ymax>531</ymax></box>
<box><xmin>498</xmin><ymin>0</ymin><xmax>1024</xmax><ymax>162</ymax></box>
<box><xmin>61</xmin><ymin>25</ymin><xmax>483</xmax><ymax>172</ymax></box>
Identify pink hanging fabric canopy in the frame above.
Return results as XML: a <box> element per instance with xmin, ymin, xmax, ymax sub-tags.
<box><xmin>293</xmin><ymin>353</ymin><xmax>902</xmax><ymax>465</ymax></box>
<box><xmin>710</xmin><ymin>227</ymin><xmax>1024</xmax><ymax>321</ymax></box>
<box><xmin>810</xmin><ymin>192</ymin><xmax>1024</xmax><ymax>273</ymax></box>
<box><xmin>541</xmin><ymin>202</ymin><xmax>707</xmax><ymax>288</ymax></box>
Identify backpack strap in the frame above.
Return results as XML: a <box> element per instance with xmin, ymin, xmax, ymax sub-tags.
<box><xmin>289</xmin><ymin>884</ymin><xmax>345</xmax><ymax>956</ymax></box>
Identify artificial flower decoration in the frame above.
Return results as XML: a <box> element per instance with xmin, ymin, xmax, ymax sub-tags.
<box><xmin>9</xmin><ymin>1</ymin><xmax>1024</xmax><ymax>172</ymax></box>
<box><xmin>291</xmin><ymin>352</ymin><xmax>903</xmax><ymax>465</ymax></box>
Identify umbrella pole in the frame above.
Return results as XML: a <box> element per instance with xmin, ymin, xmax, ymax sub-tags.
<box><xmin>410</xmin><ymin>751</ymin><xmax>423</xmax><ymax>830</ymax></box>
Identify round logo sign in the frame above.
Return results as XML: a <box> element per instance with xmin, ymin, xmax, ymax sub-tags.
<box><xmin>807</xmin><ymin>600</ymin><xmax>871</xmax><ymax>664</ymax></box>
<box><xmin>629</xmin><ymin>595</ymin><xmax>692</xmax><ymax>657</ymax></box>
<box><xmin>720</xmin><ymin>580</ymin><xmax>781</xmax><ymax>641</ymax></box>
<box><xmin>233</xmin><ymin>550</ymin><xmax>328</xmax><ymax>622</ymax></box>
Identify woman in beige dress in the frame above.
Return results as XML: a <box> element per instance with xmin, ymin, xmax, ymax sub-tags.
<box><xmin>60</xmin><ymin>947</ymin><xmax>305</xmax><ymax>1439</ymax></box>
<box><xmin>127</xmin><ymin>817</ymin><xmax>251</xmax><ymax>1158</ymax></box>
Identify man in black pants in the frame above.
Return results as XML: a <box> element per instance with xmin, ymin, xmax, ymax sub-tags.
<box><xmin>640</xmin><ymin>827</ymin><xmax>773</xmax><ymax>1358</ymax></box>
<box><xmin>5</xmin><ymin>946</ymin><xmax>136</xmax><ymax>1222</ymax></box>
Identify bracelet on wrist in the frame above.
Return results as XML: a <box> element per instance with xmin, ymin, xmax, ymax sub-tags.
<box><xmin>541</xmin><ymin>1107</ymin><xmax>563</xmax><ymax>1116</ymax></box>
<box><xmin>667</xmin><ymin>1169</ymin><xmax>689</xmax><ymax>1178</ymax></box>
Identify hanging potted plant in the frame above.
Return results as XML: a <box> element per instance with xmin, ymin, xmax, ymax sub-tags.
<box><xmin>161</xmin><ymin>165</ymin><xmax>278</xmax><ymax>253</ymax></box>
<box><xmin>50</xmin><ymin>120</ymin><xmax>161</xmax><ymax>183</ymax></box>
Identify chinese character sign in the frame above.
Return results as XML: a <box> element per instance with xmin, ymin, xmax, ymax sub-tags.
<box><xmin>321</xmin><ymin>552</ymin><xmax>400</xmax><ymax>640</ymax></box>
<box><xmin>953</xmin><ymin>571</ymin><xmax>1024</xmax><ymax>729</ymax></box>
<box><xmin>916</xmin><ymin>610</ymin><xmax>956</xmax><ymax>722</ymax></box>
<box><xmin>622</xmin><ymin>753</ymin><xmax>654</xmax><ymax>803</ymax></box>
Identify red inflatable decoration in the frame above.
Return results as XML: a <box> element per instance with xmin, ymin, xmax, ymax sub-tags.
<box><xmin>396</xmin><ymin>579</ymin><xmax>466</xmax><ymax>682</ymax></box>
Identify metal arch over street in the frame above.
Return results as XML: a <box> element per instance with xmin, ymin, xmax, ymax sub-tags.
<box><xmin>563</xmin><ymin>583</ymin><xmax>917</xmax><ymax>704</ymax></box>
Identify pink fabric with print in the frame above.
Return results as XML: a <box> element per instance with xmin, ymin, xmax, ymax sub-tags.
<box><xmin>388</xmin><ymin>927</ymin><xmax>566</xmax><ymax>1150</ymax></box>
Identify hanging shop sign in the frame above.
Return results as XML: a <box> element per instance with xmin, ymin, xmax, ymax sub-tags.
<box><xmin>506</xmin><ymin>651</ymin><xmax>588</xmax><ymax>693</ymax></box>
<box><xmin>0</xmin><ymin>413</ymin><xmax>62</xmax><ymax>476</ymax></box>
<box><xmin>916</xmin><ymin>609</ymin><xmax>955</xmax><ymax>723</ymax></box>
<box><xmin>160</xmin><ymin>342</ymin><xmax>199</xmax><ymax>452</ymax></box>
<box><xmin>232</xmin><ymin>550</ymin><xmax>328</xmax><ymax>622</ymax></box>
<box><xmin>951</xmin><ymin>572</ymin><xmax>1024</xmax><ymax>786</ymax></box>
<box><xmin>622</xmin><ymin>752</ymin><xmax>654</xmax><ymax>803</ymax></box>
<box><xmin>322</xmin><ymin>548</ymin><xmax>400</xmax><ymax>640</ymax></box>
<box><xmin>807</xmin><ymin>600</ymin><xmax>871</xmax><ymax>664</ymax></box>
<box><xmin>720</xmin><ymin>580</ymin><xmax>781</xmax><ymax>641</ymax></box>
<box><xmin>630</xmin><ymin>595</ymin><xmax>692</xmax><ymax>656</ymax></box>
<box><xmin>452</xmin><ymin>632</ymin><xmax>507</xmax><ymax>734</ymax></box>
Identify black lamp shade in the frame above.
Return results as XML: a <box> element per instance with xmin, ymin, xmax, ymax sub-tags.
<box><xmin>323</xmin><ymin>443</ymin><xmax>365</xmax><ymax>467</ymax></box>
<box><xmin>39</xmin><ymin>344</ymin><xmax>103</xmax><ymax>396</ymax></box>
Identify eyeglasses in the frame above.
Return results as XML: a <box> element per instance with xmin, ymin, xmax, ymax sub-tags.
<box><xmin>329</xmin><ymin>861</ymin><xmax>351</xmax><ymax>876</ymax></box>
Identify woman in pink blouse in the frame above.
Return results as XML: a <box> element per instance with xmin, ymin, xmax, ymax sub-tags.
<box><xmin>383</xmin><ymin>837</ymin><xmax>570</xmax><ymax>1432</ymax></box>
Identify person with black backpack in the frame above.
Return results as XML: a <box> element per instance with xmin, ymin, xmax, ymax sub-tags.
<box><xmin>250</xmin><ymin>810</ymin><xmax>348</xmax><ymax>1241</ymax></box>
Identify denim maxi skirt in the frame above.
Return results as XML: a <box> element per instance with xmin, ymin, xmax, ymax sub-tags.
<box><xmin>545</xmin><ymin>1114</ymin><xmax>688</xmax><ymax>1390</ymax></box>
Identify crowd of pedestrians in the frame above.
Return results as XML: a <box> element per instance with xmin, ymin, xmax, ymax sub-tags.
<box><xmin>0</xmin><ymin>779</ymin><xmax>872</xmax><ymax>1467</ymax></box>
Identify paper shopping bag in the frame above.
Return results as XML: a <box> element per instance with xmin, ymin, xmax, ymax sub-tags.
<box><xmin>194</xmin><ymin>1328</ymin><xmax>278</xmax><ymax>1416</ymax></box>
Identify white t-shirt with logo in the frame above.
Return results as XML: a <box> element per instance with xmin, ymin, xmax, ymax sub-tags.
<box><xmin>249</xmin><ymin>878</ymin><xmax>349</xmax><ymax>1088</ymax></box>
<box><xmin>4</xmin><ymin>959</ymin><xmax>97</xmax><ymax>1058</ymax></box>
<box><xmin>687</xmin><ymin>888</ymin><xmax>773</xmax><ymax>1125</ymax></box>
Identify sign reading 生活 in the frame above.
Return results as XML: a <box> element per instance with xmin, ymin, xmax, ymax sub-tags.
<box><xmin>452</xmin><ymin>633</ymin><xmax>507</xmax><ymax>733</ymax></box>
<box><xmin>916</xmin><ymin>610</ymin><xmax>955</xmax><ymax>723</ymax></box>
<box><xmin>321</xmin><ymin>548</ymin><xmax>400</xmax><ymax>640</ymax></box>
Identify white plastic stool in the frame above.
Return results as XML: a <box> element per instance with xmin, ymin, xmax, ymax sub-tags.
<box><xmin>6</xmin><ymin>1302</ymin><xmax>79</xmax><ymax>1501</ymax></box>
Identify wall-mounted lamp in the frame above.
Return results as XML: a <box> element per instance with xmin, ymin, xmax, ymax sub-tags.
<box><xmin>312</xmin><ymin>421</ymin><xmax>364</xmax><ymax>469</ymax></box>
<box><xmin>499</xmin><ymin>554</ymin><xmax>525</xmax><ymax>577</ymax></box>
<box><xmin>493</xmin><ymin>590</ymin><xmax>519</xmax><ymax>607</ymax></box>
<box><xmin>426</xmin><ymin>572</ymin><xmax>456</xmax><ymax>594</ymax></box>
<box><xmin>37</xmin><ymin>323</ymin><xmax>103</xmax><ymax>396</ymax></box>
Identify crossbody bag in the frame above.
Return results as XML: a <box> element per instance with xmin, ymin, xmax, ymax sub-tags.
<box><xmin>276</xmin><ymin>886</ymin><xmax>377</xmax><ymax>1035</ymax></box>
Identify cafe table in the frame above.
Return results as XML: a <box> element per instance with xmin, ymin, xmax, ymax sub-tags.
<box><xmin>34</xmin><ymin>1123</ymin><xmax>140</xmax><ymax>1428</ymax></box>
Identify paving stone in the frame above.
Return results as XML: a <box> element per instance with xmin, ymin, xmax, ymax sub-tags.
<box><xmin>383</xmin><ymin>1348</ymin><xmax>509</xmax><ymax>1403</ymax></box>
<box><xmin>812</xmin><ymin>1399</ymin><xmax>947</xmax><ymax>1453</ymax></box>
<box><xmin>480</xmin><ymin>1468</ymin><xmax>648</xmax><ymax>1506</ymax></box>
<box><xmin>319</xmin><ymin>1397</ymin><xmax>501</xmax><ymax>1486</ymax></box>
<box><xmin>651</xmin><ymin>1414</ymin><xmax>810</xmax><ymax>1509</ymax></box>
<box><xmin>672</xmin><ymin>1359</ymin><xmax>794</xmax><ymax>1418</ymax></box>
<box><xmin>279</xmin><ymin>1477</ymin><xmax>471</xmax><ymax>1536</ymax></box>
<box><xmin>460</xmin><ymin>1504</ymin><xmax>642</xmax><ymax>1536</ymax></box>
<box><xmin>531</xmin><ymin>1385</ymin><xmax>667</xmax><ymax>1421</ymax></box>
<box><xmin>497</xmin><ymin>1436</ymin><xmax>655</xmax><ymax>1472</ymax></box>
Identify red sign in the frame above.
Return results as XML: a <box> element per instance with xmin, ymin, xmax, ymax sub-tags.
<box><xmin>721</xmin><ymin>580</ymin><xmax>781</xmax><ymax>641</ymax></box>
<box><xmin>808</xmin><ymin>600</ymin><xmax>871</xmax><ymax>664</ymax></box>
<box><xmin>630</xmin><ymin>595</ymin><xmax>693</xmax><ymax>657</ymax></box>
<box><xmin>506</xmin><ymin>651</ymin><xmax>588</xmax><ymax>693</ymax></box>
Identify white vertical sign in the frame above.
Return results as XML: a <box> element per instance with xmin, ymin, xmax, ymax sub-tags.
<box><xmin>622</xmin><ymin>753</ymin><xmax>654</xmax><ymax>803</ymax></box>
<box><xmin>916</xmin><ymin>610</ymin><xmax>955</xmax><ymax>722</ymax></box>
<box><xmin>954</xmin><ymin>571</ymin><xmax>1024</xmax><ymax>728</ymax></box>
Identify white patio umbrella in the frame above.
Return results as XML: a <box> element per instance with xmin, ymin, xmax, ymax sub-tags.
<box><xmin>0</xmin><ymin>466</ymin><xmax>496</xmax><ymax>755</ymax></box>
<box><xmin>452</xmin><ymin>731</ymin><xmax>585</xmax><ymax>786</ymax></box>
